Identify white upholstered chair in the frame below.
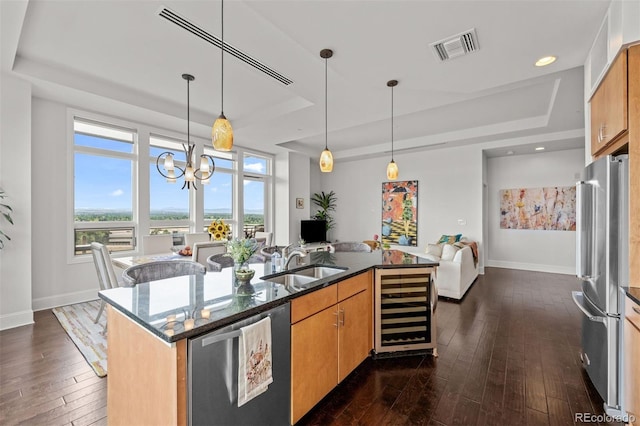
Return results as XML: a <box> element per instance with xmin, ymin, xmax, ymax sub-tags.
<box><xmin>90</xmin><ymin>242</ymin><xmax>121</xmax><ymax>323</ymax></box>
<box><xmin>122</xmin><ymin>260</ymin><xmax>206</xmax><ymax>286</ymax></box>
<box><xmin>192</xmin><ymin>241</ymin><xmax>227</xmax><ymax>267</ymax></box>
<box><xmin>254</xmin><ymin>231</ymin><xmax>273</xmax><ymax>247</ymax></box>
<box><xmin>184</xmin><ymin>232</ymin><xmax>210</xmax><ymax>248</ymax></box>
<box><xmin>142</xmin><ymin>234</ymin><xmax>173</xmax><ymax>255</ymax></box>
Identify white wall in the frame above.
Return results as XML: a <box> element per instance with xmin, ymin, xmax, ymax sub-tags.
<box><xmin>486</xmin><ymin>148</ymin><xmax>585</xmax><ymax>274</ymax></box>
<box><xmin>0</xmin><ymin>73</ymin><xmax>34</xmax><ymax>329</ymax></box>
<box><xmin>318</xmin><ymin>144</ymin><xmax>485</xmax><ymax>270</ymax></box>
<box><xmin>31</xmin><ymin>98</ymin><xmax>100</xmax><ymax>310</ymax></box>
<box><xmin>274</xmin><ymin>151</ymin><xmax>311</xmax><ymax>246</ymax></box>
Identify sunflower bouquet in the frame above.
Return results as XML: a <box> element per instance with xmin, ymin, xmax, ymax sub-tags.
<box><xmin>208</xmin><ymin>219</ymin><xmax>230</xmax><ymax>241</ymax></box>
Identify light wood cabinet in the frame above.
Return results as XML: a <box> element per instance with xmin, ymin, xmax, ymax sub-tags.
<box><xmin>590</xmin><ymin>50</ymin><xmax>628</xmax><ymax>157</ymax></box>
<box><xmin>290</xmin><ymin>271</ymin><xmax>373</xmax><ymax>424</ymax></box>
<box><xmin>107</xmin><ymin>306</ymin><xmax>187</xmax><ymax>426</ymax></box>
<box><xmin>624</xmin><ymin>295</ymin><xmax>640</xmax><ymax>426</ymax></box>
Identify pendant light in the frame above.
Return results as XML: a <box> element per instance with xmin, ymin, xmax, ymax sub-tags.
<box><xmin>212</xmin><ymin>0</ymin><xmax>234</xmax><ymax>151</ymax></box>
<box><xmin>386</xmin><ymin>79</ymin><xmax>399</xmax><ymax>180</ymax></box>
<box><xmin>319</xmin><ymin>48</ymin><xmax>334</xmax><ymax>172</ymax></box>
<box><xmin>156</xmin><ymin>74</ymin><xmax>215</xmax><ymax>190</ymax></box>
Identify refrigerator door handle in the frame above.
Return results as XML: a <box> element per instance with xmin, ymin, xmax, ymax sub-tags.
<box><xmin>572</xmin><ymin>291</ymin><xmax>606</xmax><ymax>324</ymax></box>
<box><xmin>576</xmin><ymin>181</ymin><xmax>596</xmax><ymax>281</ymax></box>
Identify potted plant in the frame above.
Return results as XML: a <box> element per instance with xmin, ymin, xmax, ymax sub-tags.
<box><xmin>311</xmin><ymin>190</ymin><xmax>337</xmax><ymax>233</ymax></box>
<box><xmin>225</xmin><ymin>238</ymin><xmax>259</xmax><ymax>283</ymax></box>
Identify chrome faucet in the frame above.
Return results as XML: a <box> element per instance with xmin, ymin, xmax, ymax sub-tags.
<box><xmin>284</xmin><ymin>249</ymin><xmax>307</xmax><ymax>270</ymax></box>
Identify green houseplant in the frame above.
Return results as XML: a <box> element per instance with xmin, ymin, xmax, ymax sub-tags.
<box><xmin>225</xmin><ymin>238</ymin><xmax>259</xmax><ymax>271</ymax></box>
<box><xmin>0</xmin><ymin>189</ymin><xmax>14</xmax><ymax>250</ymax></box>
<box><xmin>311</xmin><ymin>190</ymin><xmax>337</xmax><ymax>232</ymax></box>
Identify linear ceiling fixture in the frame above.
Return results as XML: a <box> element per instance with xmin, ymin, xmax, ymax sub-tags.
<box><xmin>158</xmin><ymin>7</ymin><xmax>293</xmax><ymax>85</ymax></box>
<box><xmin>319</xmin><ymin>48</ymin><xmax>334</xmax><ymax>173</ymax></box>
<box><xmin>212</xmin><ymin>0</ymin><xmax>234</xmax><ymax>151</ymax></box>
<box><xmin>156</xmin><ymin>74</ymin><xmax>215</xmax><ymax>190</ymax></box>
<box><xmin>386</xmin><ymin>80</ymin><xmax>399</xmax><ymax>181</ymax></box>
<box><xmin>430</xmin><ymin>28</ymin><xmax>479</xmax><ymax>62</ymax></box>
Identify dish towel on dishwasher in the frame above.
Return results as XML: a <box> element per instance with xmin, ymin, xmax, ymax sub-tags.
<box><xmin>238</xmin><ymin>316</ymin><xmax>273</xmax><ymax>407</ymax></box>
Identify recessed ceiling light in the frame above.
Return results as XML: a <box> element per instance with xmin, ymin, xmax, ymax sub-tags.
<box><xmin>535</xmin><ymin>146</ymin><xmax>545</xmax><ymax>151</ymax></box>
<box><xmin>535</xmin><ymin>56</ymin><xmax>557</xmax><ymax>67</ymax></box>
<box><xmin>507</xmin><ymin>150</ymin><xmax>514</xmax><ymax>155</ymax></box>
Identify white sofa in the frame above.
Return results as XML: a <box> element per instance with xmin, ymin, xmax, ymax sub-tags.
<box><xmin>393</xmin><ymin>242</ymin><xmax>479</xmax><ymax>300</ymax></box>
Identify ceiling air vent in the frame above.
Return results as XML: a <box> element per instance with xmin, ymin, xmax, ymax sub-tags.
<box><xmin>158</xmin><ymin>6</ymin><xmax>294</xmax><ymax>85</ymax></box>
<box><xmin>430</xmin><ymin>28</ymin><xmax>479</xmax><ymax>62</ymax></box>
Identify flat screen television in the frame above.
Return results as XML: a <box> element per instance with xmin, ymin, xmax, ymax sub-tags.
<box><xmin>300</xmin><ymin>220</ymin><xmax>327</xmax><ymax>243</ymax></box>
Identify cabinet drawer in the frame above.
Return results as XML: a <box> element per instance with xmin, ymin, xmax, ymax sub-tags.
<box><xmin>337</xmin><ymin>270</ymin><xmax>372</xmax><ymax>301</ymax></box>
<box><xmin>291</xmin><ymin>285</ymin><xmax>337</xmax><ymax>324</ymax></box>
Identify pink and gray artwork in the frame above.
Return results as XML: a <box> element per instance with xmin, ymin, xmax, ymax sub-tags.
<box><xmin>500</xmin><ymin>186</ymin><xmax>576</xmax><ymax>231</ymax></box>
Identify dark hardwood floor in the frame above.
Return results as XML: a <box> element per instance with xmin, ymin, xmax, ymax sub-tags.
<box><xmin>0</xmin><ymin>268</ymin><xmax>620</xmax><ymax>425</ymax></box>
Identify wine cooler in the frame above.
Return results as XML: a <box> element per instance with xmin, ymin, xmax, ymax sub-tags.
<box><xmin>374</xmin><ymin>267</ymin><xmax>438</xmax><ymax>355</ymax></box>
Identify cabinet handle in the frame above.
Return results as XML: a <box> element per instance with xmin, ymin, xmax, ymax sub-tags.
<box><xmin>333</xmin><ymin>311</ymin><xmax>339</xmax><ymax>328</ymax></box>
<box><xmin>633</xmin><ymin>306</ymin><xmax>640</xmax><ymax>316</ymax></box>
<box><xmin>597</xmin><ymin>124</ymin><xmax>603</xmax><ymax>143</ymax></box>
<box><xmin>339</xmin><ymin>308</ymin><xmax>345</xmax><ymax>326</ymax></box>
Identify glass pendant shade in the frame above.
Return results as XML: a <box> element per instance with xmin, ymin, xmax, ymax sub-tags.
<box><xmin>319</xmin><ymin>148</ymin><xmax>333</xmax><ymax>172</ymax></box>
<box><xmin>386</xmin><ymin>159</ymin><xmax>398</xmax><ymax>180</ymax></box>
<box><xmin>164</xmin><ymin>153</ymin><xmax>175</xmax><ymax>171</ymax></box>
<box><xmin>185</xmin><ymin>165</ymin><xmax>195</xmax><ymax>182</ymax></box>
<box><xmin>200</xmin><ymin>157</ymin><xmax>210</xmax><ymax>173</ymax></box>
<box><xmin>212</xmin><ymin>114</ymin><xmax>234</xmax><ymax>151</ymax></box>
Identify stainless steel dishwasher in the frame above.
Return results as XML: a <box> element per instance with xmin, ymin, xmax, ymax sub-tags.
<box><xmin>188</xmin><ymin>303</ymin><xmax>291</xmax><ymax>425</ymax></box>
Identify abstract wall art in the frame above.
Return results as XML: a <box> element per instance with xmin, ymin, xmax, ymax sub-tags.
<box><xmin>381</xmin><ymin>180</ymin><xmax>418</xmax><ymax>246</ymax></box>
<box><xmin>500</xmin><ymin>186</ymin><xmax>576</xmax><ymax>231</ymax></box>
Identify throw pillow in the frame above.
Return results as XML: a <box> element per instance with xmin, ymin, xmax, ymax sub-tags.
<box><xmin>425</xmin><ymin>243</ymin><xmax>443</xmax><ymax>257</ymax></box>
<box><xmin>437</xmin><ymin>234</ymin><xmax>463</xmax><ymax>244</ymax></box>
<box><xmin>441</xmin><ymin>244</ymin><xmax>460</xmax><ymax>261</ymax></box>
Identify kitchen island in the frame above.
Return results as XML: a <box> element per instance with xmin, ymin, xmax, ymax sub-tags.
<box><xmin>99</xmin><ymin>249</ymin><xmax>438</xmax><ymax>425</ymax></box>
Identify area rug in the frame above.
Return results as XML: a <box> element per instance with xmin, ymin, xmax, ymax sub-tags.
<box><xmin>52</xmin><ymin>300</ymin><xmax>108</xmax><ymax>377</ymax></box>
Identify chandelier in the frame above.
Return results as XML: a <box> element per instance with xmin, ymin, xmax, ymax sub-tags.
<box><xmin>156</xmin><ymin>74</ymin><xmax>215</xmax><ymax>190</ymax></box>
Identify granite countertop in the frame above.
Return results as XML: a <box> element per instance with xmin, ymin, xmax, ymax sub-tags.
<box><xmin>623</xmin><ymin>286</ymin><xmax>640</xmax><ymax>306</ymax></box>
<box><xmin>99</xmin><ymin>249</ymin><xmax>438</xmax><ymax>343</ymax></box>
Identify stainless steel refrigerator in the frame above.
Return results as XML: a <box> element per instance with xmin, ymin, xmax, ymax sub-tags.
<box><xmin>573</xmin><ymin>154</ymin><xmax>628</xmax><ymax>416</ymax></box>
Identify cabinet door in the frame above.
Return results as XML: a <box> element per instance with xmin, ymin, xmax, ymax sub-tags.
<box><xmin>291</xmin><ymin>306</ymin><xmax>338</xmax><ymax>424</ymax></box>
<box><xmin>338</xmin><ymin>289</ymin><xmax>371</xmax><ymax>382</ymax></box>
<box><xmin>591</xmin><ymin>50</ymin><xmax>628</xmax><ymax>156</ymax></box>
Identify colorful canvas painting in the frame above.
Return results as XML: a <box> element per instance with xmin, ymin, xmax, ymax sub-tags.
<box><xmin>500</xmin><ymin>186</ymin><xmax>576</xmax><ymax>231</ymax></box>
<box><xmin>381</xmin><ymin>180</ymin><xmax>418</xmax><ymax>246</ymax></box>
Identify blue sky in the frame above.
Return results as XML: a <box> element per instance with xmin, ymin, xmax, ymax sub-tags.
<box><xmin>75</xmin><ymin>134</ymin><xmax>265</xmax><ymax>213</ymax></box>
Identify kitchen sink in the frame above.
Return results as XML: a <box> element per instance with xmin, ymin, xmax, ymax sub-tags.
<box><xmin>266</xmin><ymin>273</ymin><xmax>317</xmax><ymax>289</ymax></box>
<box><xmin>262</xmin><ymin>265</ymin><xmax>347</xmax><ymax>292</ymax></box>
<box><xmin>292</xmin><ymin>266</ymin><xmax>346</xmax><ymax>279</ymax></box>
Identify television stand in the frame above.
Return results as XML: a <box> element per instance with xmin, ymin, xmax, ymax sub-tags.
<box><xmin>298</xmin><ymin>242</ymin><xmax>333</xmax><ymax>253</ymax></box>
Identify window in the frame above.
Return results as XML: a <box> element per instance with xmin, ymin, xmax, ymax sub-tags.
<box><xmin>71</xmin><ymin>112</ymin><xmax>274</xmax><ymax>258</ymax></box>
<box><xmin>73</xmin><ymin>118</ymin><xmax>136</xmax><ymax>255</ymax></box>
<box><xmin>242</xmin><ymin>153</ymin><xmax>271</xmax><ymax>238</ymax></box>
<box><xmin>149</xmin><ymin>136</ymin><xmax>190</xmax><ymax>237</ymax></box>
<box><xmin>203</xmin><ymin>149</ymin><xmax>235</xmax><ymax>235</ymax></box>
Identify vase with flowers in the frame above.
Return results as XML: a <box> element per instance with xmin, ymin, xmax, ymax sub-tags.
<box><xmin>208</xmin><ymin>219</ymin><xmax>230</xmax><ymax>241</ymax></box>
<box><xmin>225</xmin><ymin>238</ymin><xmax>259</xmax><ymax>292</ymax></box>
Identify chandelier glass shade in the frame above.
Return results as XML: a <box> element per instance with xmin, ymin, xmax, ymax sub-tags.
<box><xmin>319</xmin><ymin>48</ymin><xmax>334</xmax><ymax>173</ymax></box>
<box><xmin>156</xmin><ymin>74</ymin><xmax>215</xmax><ymax>190</ymax></box>
<box><xmin>212</xmin><ymin>0</ymin><xmax>234</xmax><ymax>151</ymax></box>
<box><xmin>386</xmin><ymin>79</ymin><xmax>399</xmax><ymax>181</ymax></box>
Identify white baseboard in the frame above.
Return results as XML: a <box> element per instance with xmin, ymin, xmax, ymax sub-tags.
<box><xmin>0</xmin><ymin>310</ymin><xmax>34</xmax><ymax>331</ymax></box>
<box><xmin>32</xmin><ymin>289</ymin><xmax>99</xmax><ymax>312</ymax></box>
<box><xmin>485</xmin><ymin>260</ymin><xmax>574</xmax><ymax>275</ymax></box>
